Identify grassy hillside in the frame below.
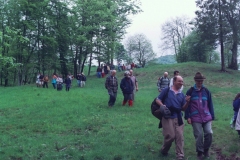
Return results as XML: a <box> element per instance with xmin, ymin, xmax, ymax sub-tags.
<box><xmin>0</xmin><ymin>62</ymin><xmax>239</xmax><ymax>160</ymax></box>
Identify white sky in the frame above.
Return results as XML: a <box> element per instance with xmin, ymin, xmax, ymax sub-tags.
<box><xmin>124</xmin><ymin>0</ymin><xmax>197</xmax><ymax>56</ymax></box>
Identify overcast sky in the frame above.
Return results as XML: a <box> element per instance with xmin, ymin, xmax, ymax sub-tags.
<box><xmin>123</xmin><ymin>0</ymin><xmax>198</xmax><ymax>56</ymax></box>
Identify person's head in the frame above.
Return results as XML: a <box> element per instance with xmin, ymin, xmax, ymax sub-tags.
<box><xmin>234</xmin><ymin>93</ymin><xmax>240</xmax><ymax>100</ymax></box>
<box><xmin>173</xmin><ymin>75</ymin><xmax>184</xmax><ymax>90</ymax></box>
<box><xmin>194</xmin><ymin>72</ymin><xmax>206</xmax><ymax>88</ymax></box>
<box><xmin>173</xmin><ymin>70</ymin><xmax>180</xmax><ymax>76</ymax></box>
<box><xmin>111</xmin><ymin>70</ymin><xmax>116</xmax><ymax>76</ymax></box>
<box><xmin>129</xmin><ymin>69</ymin><xmax>133</xmax><ymax>76</ymax></box>
<box><xmin>164</xmin><ymin>72</ymin><xmax>168</xmax><ymax>77</ymax></box>
<box><xmin>124</xmin><ymin>71</ymin><xmax>130</xmax><ymax>78</ymax></box>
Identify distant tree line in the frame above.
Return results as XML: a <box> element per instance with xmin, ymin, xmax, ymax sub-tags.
<box><xmin>160</xmin><ymin>0</ymin><xmax>240</xmax><ymax>71</ymax></box>
<box><xmin>0</xmin><ymin>0</ymin><xmax>141</xmax><ymax>86</ymax></box>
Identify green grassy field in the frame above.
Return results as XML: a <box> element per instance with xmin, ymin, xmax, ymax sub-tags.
<box><xmin>0</xmin><ymin>62</ymin><xmax>239</xmax><ymax>160</ymax></box>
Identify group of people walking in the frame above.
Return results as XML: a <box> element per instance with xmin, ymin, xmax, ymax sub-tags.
<box><xmin>155</xmin><ymin>71</ymin><xmax>214</xmax><ymax>160</ymax></box>
<box><xmin>105</xmin><ymin>69</ymin><xmax>138</xmax><ymax>107</ymax></box>
<box><xmin>36</xmin><ymin>72</ymin><xmax>86</xmax><ymax>91</ymax></box>
<box><xmin>35</xmin><ymin>67</ymin><xmax>240</xmax><ymax>159</ymax></box>
<box><xmin>117</xmin><ymin>62</ymin><xmax>136</xmax><ymax>72</ymax></box>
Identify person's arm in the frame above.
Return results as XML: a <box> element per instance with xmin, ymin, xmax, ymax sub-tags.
<box><xmin>135</xmin><ymin>81</ymin><xmax>138</xmax><ymax>91</ymax></box>
<box><xmin>184</xmin><ymin>89</ymin><xmax>191</xmax><ymax>123</ymax></box>
<box><xmin>182</xmin><ymin>95</ymin><xmax>191</xmax><ymax>111</ymax></box>
<box><xmin>156</xmin><ymin>98</ymin><xmax>164</xmax><ymax>106</ymax></box>
<box><xmin>208</xmin><ymin>91</ymin><xmax>215</xmax><ymax>120</ymax></box>
<box><xmin>135</xmin><ymin>78</ymin><xmax>138</xmax><ymax>91</ymax></box>
<box><xmin>155</xmin><ymin>88</ymin><xmax>167</xmax><ymax>106</ymax></box>
<box><xmin>105</xmin><ymin>77</ymin><xmax>109</xmax><ymax>89</ymax></box>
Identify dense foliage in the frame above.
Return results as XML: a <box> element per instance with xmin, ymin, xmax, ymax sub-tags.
<box><xmin>0</xmin><ymin>0</ymin><xmax>141</xmax><ymax>86</ymax></box>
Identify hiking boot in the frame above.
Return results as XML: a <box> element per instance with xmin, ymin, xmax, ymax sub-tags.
<box><xmin>204</xmin><ymin>149</ymin><xmax>210</xmax><ymax>158</ymax></box>
<box><xmin>197</xmin><ymin>152</ymin><xmax>203</xmax><ymax>160</ymax></box>
<box><xmin>160</xmin><ymin>149</ymin><xmax>168</xmax><ymax>157</ymax></box>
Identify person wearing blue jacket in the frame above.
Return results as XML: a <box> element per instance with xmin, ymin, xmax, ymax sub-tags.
<box><xmin>184</xmin><ymin>72</ymin><xmax>215</xmax><ymax>160</ymax></box>
<box><xmin>120</xmin><ymin>71</ymin><xmax>134</xmax><ymax>106</ymax></box>
<box><xmin>232</xmin><ymin>93</ymin><xmax>240</xmax><ymax>136</ymax></box>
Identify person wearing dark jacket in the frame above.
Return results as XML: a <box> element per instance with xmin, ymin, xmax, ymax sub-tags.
<box><xmin>76</xmin><ymin>73</ymin><xmax>81</xmax><ymax>87</ymax></box>
<box><xmin>65</xmin><ymin>76</ymin><xmax>72</xmax><ymax>91</ymax></box>
<box><xmin>120</xmin><ymin>71</ymin><xmax>134</xmax><ymax>106</ymax></box>
<box><xmin>105</xmin><ymin>70</ymin><xmax>118</xmax><ymax>107</ymax></box>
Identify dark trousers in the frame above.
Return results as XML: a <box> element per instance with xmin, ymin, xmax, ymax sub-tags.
<box><xmin>123</xmin><ymin>93</ymin><xmax>132</xmax><ymax>102</ymax></box>
<box><xmin>108</xmin><ymin>92</ymin><xmax>117</xmax><ymax>107</ymax></box>
<box><xmin>66</xmin><ymin>85</ymin><xmax>70</xmax><ymax>91</ymax></box>
<box><xmin>57</xmin><ymin>84</ymin><xmax>62</xmax><ymax>91</ymax></box>
<box><xmin>43</xmin><ymin>82</ymin><xmax>48</xmax><ymax>88</ymax></box>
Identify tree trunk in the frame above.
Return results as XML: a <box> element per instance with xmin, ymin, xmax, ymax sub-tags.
<box><xmin>229</xmin><ymin>25</ymin><xmax>238</xmax><ymax>70</ymax></box>
<box><xmin>218</xmin><ymin>0</ymin><xmax>225</xmax><ymax>71</ymax></box>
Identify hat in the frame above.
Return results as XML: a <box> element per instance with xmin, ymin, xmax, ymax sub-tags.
<box><xmin>194</xmin><ymin>72</ymin><xmax>206</xmax><ymax>80</ymax></box>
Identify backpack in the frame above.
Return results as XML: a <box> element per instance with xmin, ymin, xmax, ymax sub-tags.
<box><xmin>151</xmin><ymin>87</ymin><xmax>170</xmax><ymax>120</ymax></box>
<box><xmin>157</xmin><ymin>76</ymin><xmax>170</xmax><ymax>87</ymax></box>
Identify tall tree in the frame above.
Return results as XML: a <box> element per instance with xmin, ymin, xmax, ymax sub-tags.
<box><xmin>195</xmin><ymin>0</ymin><xmax>240</xmax><ymax>70</ymax></box>
<box><xmin>160</xmin><ymin>16</ymin><xmax>192</xmax><ymax>57</ymax></box>
<box><xmin>125</xmin><ymin>33</ymin><xmax>155</xmax><ymax>67</ymax></box>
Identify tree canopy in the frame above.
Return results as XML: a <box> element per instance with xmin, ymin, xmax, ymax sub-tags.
<box><xmin>0</xmin><ymin>0</ymin><xmax>141</xmax><ymax>86</ymax></box>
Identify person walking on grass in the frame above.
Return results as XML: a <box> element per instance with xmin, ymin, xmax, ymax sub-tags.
<box><xmin>169</xmin><ymin>70</ymin><xmax>183</xmax><ymax>92</ymax></box>
<box><xmin>156</xmin><ymin>76</ymin><xmax>190</xmax><ymax>160</ymax></box>
<box><xmin>56</xmin><ymin>75</ymin><xmax>63</xmax><ymax>91</ymax></box>
<box><xmin>81</xmin><ymin>72</ymin><xmax>86</xmax><ymax>87</ymax></box>
<box><xmin>36</xmin><ymin>73</ymin><xmax>40</xmax><ymax>87</ymax></box>
<box><xmin>230</xmin><ymin>93</ymin><xmax>240</xmax><ymax>129</ymax></box>
<box><xmin>129</xmin><ymin>69</ymin><xmax>138</xmax><ymax>101</ymax></box>
<box><xmin>39</xmin><ymin>73</ymin><xmax>44</xmax><ymax>87</ymax></box>
<box><xmin>105</xmin><ymin>70</ymin><xmax>118</xmax><ymax>107</ymax></box>
<box><xmin>65</xmin><ymin>75</ymin><xmax>71</xmax><ymax>91</ymax></box>
<box><xmin>96</xmin><ymin>67</ymin><xmax>102</xmax><ymax>78</ymax></box>
<box><xmin>157</xmin><ymin>72</ymin><xmax>170</xmax><ymax>92</ymax></box>
<box><xmin>52</xmin><ymin>74</ymin><xmax>57</xmax><ymax>89</ymax></box>
<box><xmin>184</xmin><ymin>72</ymin><xmax>215</xmax><ymax>160</ymax></box>
<box><xmin>120</xmin><ymin>71</ymin><xmax>134</xmax><ymax>107</ymax></box>
<box><xmin>231</xmin><ymin>93</ymin><xmax>240</xmax><ymax>139</ymax></box>
<box><xmin>43</xmin><ymin>75</ymin><xmax>49</xmax><ymax>88</ymax></box>
<box><xmin>76</xmin><ymin>73</ymin><xmax>81</xmax><ymax>87</ymax></box>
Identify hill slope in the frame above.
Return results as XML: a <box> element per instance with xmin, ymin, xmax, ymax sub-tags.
<box><xmin>0</xmin><ymin>62</ymin><xmax>239</xmax><ymax>159</ymax></box>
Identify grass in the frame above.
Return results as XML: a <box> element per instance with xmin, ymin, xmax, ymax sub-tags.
<box><xmin>0</xmin><ymin>62</ymin><xmax>240</xmax><ymax>160</ymax></box>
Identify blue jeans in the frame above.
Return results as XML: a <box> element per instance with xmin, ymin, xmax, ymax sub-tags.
<box><xmin>52</xmin><ymin>83</ymin><xmax>56</xmax><ymax>89</ymax></box>
<box><xmin>118</xmin><ymin>66</ymin><xmax>122</xmax><ymax>72</ymax></box>
<box><xmin>97</xmin><ymin>72</ymin><xmax>101</xmax><ymax>78</ymax></box>
<box><xmin>77</xmin><ymin>80</ymin><xmax>81</xmax><ymax>87</ymax></box>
